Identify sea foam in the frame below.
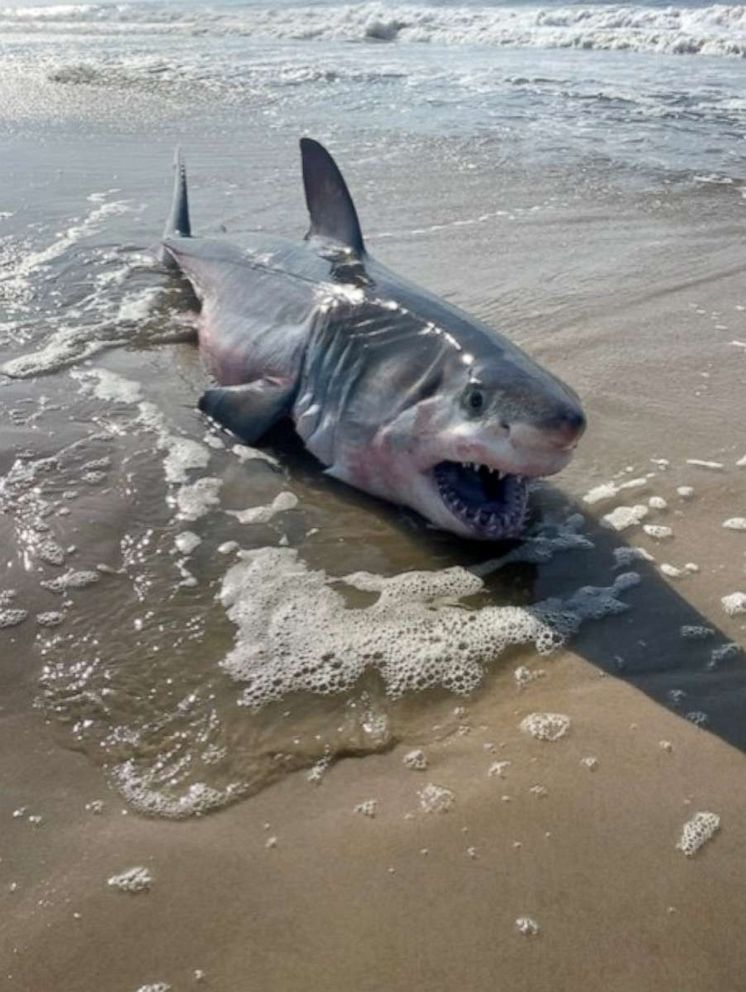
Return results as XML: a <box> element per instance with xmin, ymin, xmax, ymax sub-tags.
<box><xmin>3</xmin><ymin>3</ymin><xmax>746</xmax><ymax>59</ymax></box>
<box><xmin>219</xmin><ymin>547</ymin><xmax>639</xmax><ymax>709</ymax></box>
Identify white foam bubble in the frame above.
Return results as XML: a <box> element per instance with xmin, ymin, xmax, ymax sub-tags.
<box><xmin>677</xmin><ymin>811</ymin><xmax>720</xmax><ymax>856</ymax></box>
<box><xmin>514</xmin><ymin>664</ymin><xmax>544</xmax><ymax>687</ymax></box>
<box><xmin>680</xmin><ymin>625</ymin><xmax>714</xmax><ymax>639</ymax></box>
<box><xmin>107</xmin><ymin>866</ymin><xmax>152</xmax><ymax>893</ymax></box>
<box><xmin>403</xmin><ymin>749</ymin><xmax>428</xmax><ymax>771</ymax></box>
<box><xmin>219</xmin><ymin>547</ymin><xmax>638</xmax><ymax>709</ymax></box>
<box><xmin>643</xmin><ymin>524</ymin><xmax>673</xmax><ymax>540</ymax></box>
<box><xmin>37</xmin><ymin>539</ymin><xmax>66</xmax><ymax>566</ymax></box>
<box><xmin>722</xmin><ymin>592</ymin><xmax>746</xmax><ymax>617</ymax></box>
<box><xmin>520</xmin><ymin>712</ymin><xmax>570</xmax><ymax>741</ymax></box>
<box><xmin>488</xmin><ymin>760</ymin><xmax>511</xmax><ymax>778</ymax></box>
<box><xmin>162</xmin><ymin>438</ymin><xmax>211</xmax><ymax>485</ymax></box>
<box><xmin>686</xmin><ymin>710</ymin><xmax>709</xmax><ymax>727</ymax></box>
<box><xmin>40</xmin><ymin>569</ymin><xmax>100</xmax><ymax>593</ymax></box>
<box><xmin>723</xmin><ymin>518</ymin><xmax>746</xmax><ymax>531</ymax></box>
<box><xmin>71</xmin><ymin>367</ymin><xmax>142</xmax><ymax>404</ymax></box>
<box><xmin>418</xmin><ymin>783</ymin><xmax>454</xmax><ymax>813</ymax></box>
<box><xmin>708</xmin><ymin>643</ymin><xmax>741</xmax><ymax>668</ymax></box>
<box><xmin>10</xmin><ymin>3</ymin><xmax>744</xmax><ymax>59</ymax></box>
<box><xmin>174</xmin><ymin>531</ymin><xmax>202</xmax><ymax>555</ymax></box>
<box><xmin>0</xmin><ymin>608</ymin><xmax>28</xmax><ymax>628</ymax></box>
<box><xmin>116</xmin><ymin>286</ymin><xmax>161</xmax><ymax>323</ymax></box>
<box><xmin>231</xmin><ymin>443</ymin><xmax>280</xmax><ymax>468</ymax></box>
<box><xmin>354</xmin><ymin>799</ymin><xmax>378</xmax><ymax>818</ymax></box>
<box><xmin>226</xmin><ymin>491</ymin><xmax>298</xmax><ymax>525</ymax></box>
<box><xmin>677</xmin><ymin>486</ymin><xmax>695</xmax><ymax>499</ymax></box>
<box><xmin>582</xmin><ymin>483</ymin><xmax>620</xmax><ymax>505</ymax></box>
<box><xmin>515</xmin><ymin>917</ymin><xmax>540</xmax><ymax>936</ymax></box>
<box><xmin>613</xmin><ymin>546</ymin><xmax>655</xmax><ymax>568</ymax></box>
<box><xmin>660</xmin><ymin>563</ymin><xmax>686</xmax><ymax>579</ymax></box>
<box><xmin>113</xmin><ymin>761</ymin><xmax>246</xmax><ymax>819</ymax></box>
<box><xmin>648</xmin><ymin>496</ymin><xmax>668</xmax><ymax>510</ymax></box>
<box><xmin>601</xmin><ymin>505</ymin><xmax>648</xmax><ymax>531</ymax></box>
<box><xmin>306</xmin><ymin>756</ymin><xmax>332</xmax><ymax>784</ymax></box>
<box><xmin>73</xmin><ymin>369</ymin><xmax>212</xmax><ymax>492</ymax></box>
<box><xmin>686</xmin><ymin>459</ymin><xmax>724</xmax><ymax>471</ymax></box>
<box><xmin>174</xmin><ymin>478</ymin><xmax>222</xmax><ymax>522</ymax></box>
<box><xmin>36</xmin><ymin>610</ymin><xmax>65</xmax><ymax>627</ymax></box>
<box><xmin>584</xmin><ymin>477</ymin><xmax>649</xmax><ymax>506</ymax></box>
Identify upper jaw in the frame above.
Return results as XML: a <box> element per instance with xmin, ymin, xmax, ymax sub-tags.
<box><xmin>430</xmin><ymin>460</ymin><xmax>531</xmax><ymax>540</ymax></box>
<box><xmin>419</xmin><ymin>440</ymin><xmax>573</xmax><ymax>541</ymax></box>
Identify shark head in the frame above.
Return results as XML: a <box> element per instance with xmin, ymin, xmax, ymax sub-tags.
<box><xmin>322</xmin><ymin>317</ymin><xmax>585</xmax><ymax>541</ymax></box>
<box><xmin>297</xmin><ymin>139</ymin><xmax>586</xmax><ymax>542</ymax></box>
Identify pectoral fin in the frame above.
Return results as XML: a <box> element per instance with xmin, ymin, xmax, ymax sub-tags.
<box><xmin>198</xmin><ymin>380</ymin><xmax>293</xmax><ymax>444</ymax></box>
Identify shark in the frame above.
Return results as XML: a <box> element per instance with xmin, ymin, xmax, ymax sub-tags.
<box><xmin>160</xmin><ymin>138</ymin><xmax>586</xmax><ymax>541</ymax></box>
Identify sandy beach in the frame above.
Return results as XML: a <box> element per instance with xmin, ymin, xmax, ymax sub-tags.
<box><xmin>2</xmin><ymin>1</ymin><xmax>746</xmax><ymax>989</ymax></box>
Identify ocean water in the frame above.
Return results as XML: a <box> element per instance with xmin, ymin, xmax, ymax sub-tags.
<box><xmin>2</xmin><ymin>0</ymin><xmax>746</xmax><ymax>178</ymax></box>
<box><xmin>1</xmin><ymin>0</ymin><xmax>746</xmax><ymax>816</ymax></box>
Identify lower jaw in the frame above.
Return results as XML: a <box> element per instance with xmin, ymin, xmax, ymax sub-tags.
<box><xmin>438</xmin><ymin>490</ymin><xmax>530</xmax><ymax>540</ymax></box>
<box><xmin>448</xmin><ymin>507</ymin><xmax>528</xmax><ymax>541</ymax></box>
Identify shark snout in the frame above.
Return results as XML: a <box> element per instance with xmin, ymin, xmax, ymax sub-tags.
<box><xmin>508</xmin><ymin>404</ymin><xmax>586</xmax><ymax>452</ymax></box>
<box><xmin>544</xmin><ymin>406</ymin><xmax>586</xmax><ymax>450</ymax></box>
<box><xmin>500</xmin><ymin>406</ymin><xmax>585</xmax><ymax>476</ymax></box>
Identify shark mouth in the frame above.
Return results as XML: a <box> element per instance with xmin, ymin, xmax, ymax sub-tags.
<box><xmin>433</xmin><ymin>460</ymin><xmax>530</xmax><ymax>539</ymax></box>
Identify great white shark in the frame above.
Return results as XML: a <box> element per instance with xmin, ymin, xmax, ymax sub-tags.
<box><xmin>160</xmin><ymin>139</ymin><xmax>586</xmax><ymax>541</ymax></box>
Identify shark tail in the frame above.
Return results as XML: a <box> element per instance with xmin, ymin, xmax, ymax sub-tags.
<box><xmin>159</xmin><ymin>147</ymin><xmax>191</xmax><ymax>268</ymax></box>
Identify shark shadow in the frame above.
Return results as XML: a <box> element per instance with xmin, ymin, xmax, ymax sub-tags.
<box><xmin>256</xmin><ymin>420</ymin><xmax>746</xmax><ymax>755</ymax></box>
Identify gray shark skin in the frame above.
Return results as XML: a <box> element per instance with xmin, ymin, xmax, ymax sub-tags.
<box><xmin>160</xmin><ymin>139</ymin><xmax>585</xmax><ymax>541</ymax></box>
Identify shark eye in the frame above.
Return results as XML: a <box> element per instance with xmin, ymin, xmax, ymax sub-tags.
<box><xmin>464</xmin><ymin>385</ymin><xmax>485</xmax><ymax>415</ymax></box>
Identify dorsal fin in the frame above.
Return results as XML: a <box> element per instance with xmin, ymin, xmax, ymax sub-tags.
<box><xmin>300</xmin><ymin>138</ymin><xmax>365</xmax><ymax>256</ymax></box>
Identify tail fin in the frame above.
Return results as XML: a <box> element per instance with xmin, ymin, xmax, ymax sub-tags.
<box><xmin>160</xmin><ymin>148</ymin><xmax>191</xmax><ymax>267</ymax></box>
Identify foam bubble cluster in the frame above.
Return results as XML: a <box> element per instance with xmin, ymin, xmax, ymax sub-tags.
<box><xmin>601</xmin><ymin>505</ymin><xmax>648</xmax><ymax>531</ymax></box>
<box><xmin>40</xmin><ymin>570</ymin><xmax>100</xmax><ymax>594</ymax></box>
<box><xmin>226</xmin><ymin>491</ymin><xmax>298</xmax><ymax>525</ymax></box>
<box><xmin>676</xmin><ymin>811</ymin><xmax>720</xmax><ymax>856</ymax></box>
<box><xmin>723</xmin><ymin>518</ymin><xmax>746</xmax><ymax>531</ymax></box>
<box><xmin>107</xmin><ymin>866</ymin><xmax>152</xmax><ymax>893</ymax></box>
<box><xmin>520</xmin><ymin>712</ymin><xmax>571</xmax><ymax>742</ymax></box>
<box><xmin>721</xmin><ymin>592</ymin><xmax>746</xmax><ymax>617</ymax></box>
<box><xmin>0</xmin><ymin>608</ymin><xmax>28</xmax><ymax>629</ymax></box>
<box><xmin>403</xmin><ymin>749</ymin><xmax>428</xmax><ymax>771</ymax></box>
<box><xmin>112</xmin><ymin>761</ymin><xmax>246</xmax><ymax>819</ymax></box>
<box><xmin>219</xmin><ymin>548</ymin><xmax>639</xmax><ymax>709</ymax></box>
<box><xmin>643</xmin><ymin>524</ymin><xmax>673</xmax><ymax>540</ymax></box>
<box><xmin>418</xmin><ymin>783</ymin><xmax>454</xmax><ymax>813</ymax></box>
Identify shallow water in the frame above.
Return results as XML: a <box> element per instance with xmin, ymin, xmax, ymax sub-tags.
<box><xmin>2</xmin><ymin>0</ymin><xmax>746</xmax><ymax>818</ymax></box>
<box><xmin>3</xmin><ymin>4</ymin><xmax>746</xmax><ymax>990</ymax></box>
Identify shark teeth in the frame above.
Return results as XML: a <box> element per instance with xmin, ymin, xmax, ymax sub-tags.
<box><xmin>433</xmin><ymin>461</ymin><xmax>531</xmax><ymax>540</ymax></box>
<box><xmin>459</xmin><ymin>462</ymin><xmax>526</xmax><ymax>483</ymax></box>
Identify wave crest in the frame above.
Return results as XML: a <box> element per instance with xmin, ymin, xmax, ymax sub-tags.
<box><xmin>2</xmin><ymin>2</ymin><xmax>746</xmax><ymax>58</ymax></box>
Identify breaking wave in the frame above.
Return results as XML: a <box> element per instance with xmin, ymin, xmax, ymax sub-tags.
<box><xmin>2</xmin><ymin>2</ymin><xmax>746</xmax><ymax>58</ymax></box>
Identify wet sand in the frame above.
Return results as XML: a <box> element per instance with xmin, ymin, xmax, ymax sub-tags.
<box><xmin>2</xmin><ymin>78</ymin><xmax>746</xmax><ymax>992</ymax></box>
<box><xmin>4</xmin><ymin>650</ymin><xmax>746</xmax><ymax>992</ymax></box>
